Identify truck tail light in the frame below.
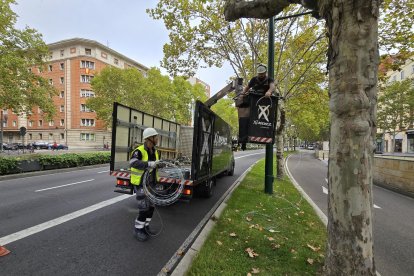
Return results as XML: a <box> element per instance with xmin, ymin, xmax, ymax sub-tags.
<box><xmin>117</xmin><ymin>179</ymin><xmax>130</xmax><ymax>186</ymax></box>
<box><xmin>182</xmin><ymin>189</ymin><xmax>192</xmax><ymax>195</ymax></box>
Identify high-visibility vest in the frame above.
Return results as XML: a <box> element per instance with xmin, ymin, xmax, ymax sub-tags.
<box><xmin>130</xmin><ymin>145</ymin><xmax>159</xmax><ymax>186</ymax></box>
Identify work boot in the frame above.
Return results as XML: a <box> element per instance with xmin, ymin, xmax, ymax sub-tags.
<box><xmin>145</xmin><ymin>225</ymin><xmax>157</xmax><ymax>236</ymax></box>
<box><xmin>241</xmin><ymin>143</ymin><xmax>246</xmax><ymax>151</ymax></box>
<box><xmin>134</xmin><ymin>228</ymin><xmax>149</xmax><ymax>242</ymax></box>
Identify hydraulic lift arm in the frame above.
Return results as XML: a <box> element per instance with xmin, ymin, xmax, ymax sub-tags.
<box><xmin>204</xmin><ymin>78</ymin><xmax>244</xmax><ymax>108</ymax></box>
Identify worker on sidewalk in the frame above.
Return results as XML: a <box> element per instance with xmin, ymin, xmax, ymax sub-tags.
<box><xmin>238</xmin><ymin>64</ymin><xmax>275</xmax><ymax>150</ymax></box>
<box><xmin>129</xmin><ymin>127</ymin><xmax>160</xmax><ymax>242</ymax></box>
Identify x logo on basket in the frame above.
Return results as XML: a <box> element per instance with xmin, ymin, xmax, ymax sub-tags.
<box><xmin>258</xmin><ymin>105</ymin><xmax>270</xmax><ymax>122</ymax></box>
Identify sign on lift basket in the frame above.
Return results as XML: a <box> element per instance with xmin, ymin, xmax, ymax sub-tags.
<box><xmin>247</xmin><ymin>93</ymin><xmax>277</xmax><ymax>144</ymax></box>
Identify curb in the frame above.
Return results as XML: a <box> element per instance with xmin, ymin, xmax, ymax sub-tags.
<box><xmin>0</xmin><ymin>163</ymin><xmax>109</xmax><ymax>182</ymax></box>
<box><xmin>159</xmin><ymin>160</ymin><xmax>260</xmax><ymax>276</ymax></box>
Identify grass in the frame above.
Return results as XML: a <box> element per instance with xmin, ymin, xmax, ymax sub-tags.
<box><xmin>187</xmin><ymin>157</ymin><xmax>327</xmax><ymax>276</ymax></box>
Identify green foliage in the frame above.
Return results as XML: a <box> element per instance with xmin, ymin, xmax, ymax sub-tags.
<box><xmin>37</xmin><ymin>152</ymin><xmax>110</xmax><ymax>168</ymax></box>
<box><xmin>211</xmin><ymin>97</ymin><xmax>238</xmax><ymax>136</ymax></box>
<box><xmin>88</xmin><ymin>67</ymin><xmax>207</xmax><ymax>126</ymax></box>
<box><xmin>0</xmin><ymin>157</ymin><xmax>19</xmax><ymax>174</ymax></box>
<box><xmin>0</xmin><ymin>0</ymin><xmax>57</xmax><ymax>119</ymax></box>
<box><xmin>147</xmin><ymin>0</ymin><xmax>267</xmax><ymax>81</ymax></box>
<box><xmin>377</xmin><ymin>79</ymin><xmax>414</xmax><ymax>137</ymax></box>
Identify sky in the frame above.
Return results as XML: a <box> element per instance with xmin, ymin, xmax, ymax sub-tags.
<box><xmin>12</xmin><ymin>0</ymin><xmax>234</xmax><ymax>95</ymax></box>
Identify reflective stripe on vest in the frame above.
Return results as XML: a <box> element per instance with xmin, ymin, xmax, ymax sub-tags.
<box><xmin>130</xmin><ymin>145</ymin><xmax>159</xmax><ymax>186</ymax></box>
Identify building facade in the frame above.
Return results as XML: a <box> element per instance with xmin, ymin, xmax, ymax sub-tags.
<box><xmin>2</xmin><ymin>38</ymin><xmax>148</xmax><ymax>149</ymax></box>
<box><xmin>188</xmin><ymin>77</ymin><xmax>211</xmax><ymax>98</ymax></box>
<box><xmin>377</xmin><ymin>58</ymin><xmax>414</xmax><ymax>153</ymax></box>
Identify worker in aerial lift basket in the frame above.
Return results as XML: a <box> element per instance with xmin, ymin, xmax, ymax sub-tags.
<box><xmin>238</xmin><ymin>64</ymin><xmax>275</xmax><ymax>150</ymax></box>
<box><xmin>130</xmin><ymin>127</ymin><xmax>160</xmax><ymax>242</ymax></box>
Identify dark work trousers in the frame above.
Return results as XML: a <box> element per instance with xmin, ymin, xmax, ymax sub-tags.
<box><xmin>134</xmin><ymin>185</ymin><xmax>155</xmax><ymax>231</ymax></box>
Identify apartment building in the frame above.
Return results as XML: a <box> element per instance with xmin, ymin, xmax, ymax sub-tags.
<box><xmin>377</xmin><ymin>58</ymin><xmax>414</xmax><ymax>153</ymax></box>
<box><xmin>2</xmin><ymin>38</ymin><xmax>148</xmax><ymax>148</ymax></box>
<box><xmin>188</xmin><ymin>77</ymin><xmax>211</xmax><ymax>98</ymax></box>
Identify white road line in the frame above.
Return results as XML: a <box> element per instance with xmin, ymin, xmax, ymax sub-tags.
<box><xmin>235</xmin><ymin>152</ymin><xmax>264</xmax><ymax>159</ymax></box>
<box><xmin>0</xmin><ymin>194</ymin><xmax>132</xmax><ymax>246</ymax></box>
<box><xmin>97</xmin><ymin>170</ymin><xmax>109</xmax><ymax>174</ymax></box>
<box><xmin>374</xmin><ymin>204</ymin><xmax>382</xmax><ymax>209</ymax></box>
<box><xmin>35</xmin><ymin>179</ymin><xmax>95</xmax><ymax>192</ymax></box>
<box><xmin>325</xmin><ymin>178</ymin><xmax>328</xmax><ymax>183</ymax></box>
<box><xmin>322</xmin><ymin>186</ymin><xmax>328</xmax><ymax>194</ymax></box>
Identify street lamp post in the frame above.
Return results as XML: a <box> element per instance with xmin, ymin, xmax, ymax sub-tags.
<box><xmin>0</xmin><ymin>110</ymin><xmax>8</xmax><ymax>152</ymax></box>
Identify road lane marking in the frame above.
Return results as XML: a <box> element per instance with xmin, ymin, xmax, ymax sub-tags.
<box><xmin>0</xmin><ymin>194</ymin><xmax>132</xmax><ymax>246</ymax></box>
<box><xmin>35</xmin><ymin>179</ymin><xmax>95</xmax><ymax>192</ymax></box>
<box><xmin>374</xmin><ymin>204</ymin><xmax>382</xmax><ymax>209</ymax></box>
<box><xmin>322</xmin><ymin>186</ymin><xmax>328</xmax><ymax>194</ymax></box>
<box><xmin>325</xmin><ymin>178</ymin><xmax>328</xmax><ymax>183</ymax></box>
<box><xmin>235</xmin><ymin>152</ymin><xmax>264</xmax><ymax>159</ymax></box>
<box><xmin>97</xmin><ymin>170</ymin><xmax>109</xmax><ymax>174</ymax></box>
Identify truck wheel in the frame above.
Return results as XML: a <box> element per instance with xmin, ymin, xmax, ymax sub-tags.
<box><xmin>197</xmin><ymin>178</ymin><xmax>215</xmax><ymax>198</ymax></box>
<box><xmin>228</xmin><ymin>160</ymin><xmax>235</xmax><ymax>176</ymax></box>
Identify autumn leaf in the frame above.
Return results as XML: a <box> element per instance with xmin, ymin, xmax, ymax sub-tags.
<box><xmin>307</xmin><ymin>258</ymin><xmax>314</xmax><ymax>265</ymax></box>
<box><xmin>251</xmin><ymin>268</ymin><xmax>260</xmax><ymax>274</ymax></box>
<box><xmin>230</xmin><ymin>232</ymin><xmax>237</xmax><ymax>237</ymax></box>
<box><xmin>267</xmin><ymin>219</ymin><xmax>272</xmax><ymax>222</ymax></box>
<box><xmin>247</xmin><ymin>273</ymin><xmax>252</xmax><ymax>276</ymax></box>
<box><xmin>307</xmin><ymin>244</ymin><xmax>321</xmax><ymax>252</ymax></box>
<box><xmin>290</xmin><ymin>248</ymin><xmax>297</xmax><ymax>254</ymax></box>
<box><xmin>227</xmin><ymin>218</ymin><xmax>232</xmax><ymax>222</ymax></box>
<box><xmin>216</xmin><ymin>241</ymin><xmax>223</xmax><ymax>246</ymax></box>
<box><xmin>267</xmin><ymin>237</ymin><xmax>275</xmax><ymax>241</ymax></box>
<box><xmin>271</xmin><ymin>243</ymin><xmax>281</xmax><ymax>249</ymax></box>
<box><xmin>246</xmin><ymin>216</ymin><xmax>252</xmax><ymax>222</ymax></box>
<box><xmin>245</xmin><ymin>248</ymin><xmax>259</xmax><ymax>258</ymax></box>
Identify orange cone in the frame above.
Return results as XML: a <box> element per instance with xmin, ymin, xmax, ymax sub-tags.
<box><xmin>0</xmin><ymin>245</ymin><xmax>11</xmax><ymax>257</ymax></box>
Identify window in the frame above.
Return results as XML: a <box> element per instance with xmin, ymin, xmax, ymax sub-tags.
<box><xmin>60</xmin><ymin>91</ymin><xmax>65</xmax><ymax>98</ymax></box>
<box><xmin>80</xmin><ymin>89</ymin><xmax>95</xmax><ymax>97</ymax></box>
<box><xmin>85</xmin><ymin>48</ymin><xmax>91</xmax><ymax>55</ymax></box>
<box><xmin>29</xmin><ymin>133</ymin><xmax>32</xmax><ymax>140</ymax></box>
<box><xmin>2</xmin><ymin>120</ymin><xmax>7</xmax><ymax>127</ymax></box>
<box><xmin>101</xmin><ymin>52</ymin><xmax>107</xmax><ymax>59</ymax></box>
<box><xmin>48</xmin><ymin>65</ymin><xmax>53</xmax><ymax>71</ymax></box>
<box><xmin>392</xmin><ymin>75</ymin><xmax>396</xmax><ymax>82</ymax></box>
<box><xmin>401</xmin><ymin>70</ymin><xmax>405</xmax><ymax>80</ymax></box>
<box><xmin>60</xmin><ymin>77</ymin><xmax>64</xmax><ymax>84</ymax></box>
<box><xmin>60</xmin><ymin>133</ymin><xmax>65</xmax><ymax>139</ymax></box>
<box><xmin>13</xmin><ymin>121</ymin><xmax>16</xmax><ymax>127</ymax></box>
<box><xmin>80</xmin><ymin>133</ymin><xmax>95</xmax><ymax>141</ymax></box>
<box><xmin>80</xmin><ymin>60</ymin><xmax>95</xmax><ymax>69</ymax></box>
<box><xmin>49</xmin><ymin>79</ymin><xmax>53</xmax><ymax>85</ymax></box>
<box><xmin>81</xmin><ymin>75</ymin><xmax>94</xmax><ymax>83</ymax></box>
<box><xmin>48</xmin><ymin>121</ymin><xmax>54</xmax><ymax>126</ymax></box>
<box><xmin>39</xmin><ymin>133</ymin><xmax>43</xmax><ymax>139</ymax></box>
<box><xmin>70</xmin><ymin>47</ymin><xmax>76</xmax><ymax>54</ymax></box>
<box><xmin>60</xmin><ymin>63</ymin><xmax>64</xmax><ymax>70</ymax></box>
<box><xmin>60</xmin><ymin>49</ymin><xmax>64</xmax><ymax>57</ymax></box>
<box><xmin>80</xmin><ymin>104</ymin><xmax>92</xmax><ymax>112</ymax></box>
<box><xmin>49</xmin><ymin>133</ymin><xmax>53</xmax><ymax>139</ymax></box>
<box><xmin>60</xmin><ymin>119</ymin><xmax>65</xmax><ymax>126</ymax></box>
<box><xmin>29</xmin><ymin>121</ymin><xmax>33</xmax><ymax>127</ymax></box>
<box><xmin>114</xmin><ymin>58</ymin><xmax>119</xmax><ymax>65</ymax></box>
<box><xmin>38</xmin><ymin>120</ymin><xmax>43</xmax><ymax>127</ymax></box>
<box><xmin>81</xmin><ymin>119</ymin><xmax>95</xmax><ymax>127</ymax></box>
<box><xmin>49</xmin><ymin>52</ymin><xmax>53</xmax><ymax>59</ymax></box>
<box><xmin>60</xmin><ymin>105</ymin><xmax>64</xmax><ymax>112</ymax></box>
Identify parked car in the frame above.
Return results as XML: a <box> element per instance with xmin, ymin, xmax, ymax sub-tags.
<box><xmin>48</xmin><ymin>143</ymin><xmax>68</xmax><ymax>150</ymax></box>
<box><xmin>1</xmin><ymin>143</ymin><xmax>16</xmax><ymax>150</ymax></box>
<box><xmin>33</xmin><ymin>141</ymin><xmax>49</xmax><ymax>149</ymax></box>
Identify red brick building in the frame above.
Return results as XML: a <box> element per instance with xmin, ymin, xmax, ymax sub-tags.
<box><xmin>2</xmin><ymin>38</ymin><xmax>148</xmax><ymax>148</ymax></box>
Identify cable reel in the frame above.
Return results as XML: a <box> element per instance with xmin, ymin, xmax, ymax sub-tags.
<box><xmin>141</xmin><ymin>160</ymin><xmax>185</xmax><ymax>206</ymax></box>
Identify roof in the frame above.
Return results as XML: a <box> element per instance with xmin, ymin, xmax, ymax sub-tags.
<box><xmin>47</xmin><ymin>38</ymin><xmax>149</xmax><ymax>71</ymax></box>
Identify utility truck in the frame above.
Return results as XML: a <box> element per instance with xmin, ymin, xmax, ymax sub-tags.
<box><xmin>110</xmin><ymin>79</ymin><xmax>243</xmax><ymax>199</ymax></box>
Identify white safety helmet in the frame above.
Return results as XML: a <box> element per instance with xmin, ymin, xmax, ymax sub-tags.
<box><xmin>257</xmin><ymin>64</ymin><xmax>267</xmax><ymax>74</ymax></box>
<box><xmin>143</xmin><ymin>128</ymin><xmax>159</xmax><ymax>140</ymax></box>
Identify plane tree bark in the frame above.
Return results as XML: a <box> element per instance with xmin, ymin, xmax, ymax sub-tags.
<box><xmin>224</xmin><ymin>1</ymin><xmax>379</xmax><ymax>275</ymax></box>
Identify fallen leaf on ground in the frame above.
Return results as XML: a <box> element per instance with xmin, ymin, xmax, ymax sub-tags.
<box><xmin>177</xmin><ymin>250</ymin><xmax>184</xmax><ymax>256</ymax></box>
<box><xmin>307</xmin><ymin>244</ymin><xmax>321</xmax><ymax>252</ymax></box>
<box><xmin>268</xmin><ymin>237</ymin><xmax>275</xmax><ymax>241</ymax></box>
<box><xmin>290</xmin><ymin>248</ymin><xmax>297</xmax><ymax>254</ymax></box>
<box><xmin>235</xmin><ymin>209</ymin><xmax>240</xmax><ymax>212</ymax></box>
<box><xmin>230</xmin><ymin>232</ymin><xmax>237</xmax><ymax>237</ymax></box>
<box><xmin>268</xmin><ymin>229</ymin><xmax>276</xmax><ymax>233</ymax></box>
<box><xmin>251</xmin><ymin>268</ymin><xmax>260</xmax><ymax>274</ymax></box>
<box><xmin>247</xmin><ymin>273</ymin><xmax>252</xmax><ymax>276</ymax></box>
<box><xmin>249</xmin><ymin>224</ymin><xmax>255</xmax><ymax>229</ymax></box>
<box><xmin>245</xmin><ymin>248</ymin><xmax>259</xmax><ymax>258</ymax></box>
<box><xmin>272</xmin><ymin>243</ymin><xmax>281</xmax><ymax>249</ymax></box>
<box><xmin>216</xmin><ymin>241</ymin><xmax>223</xmax><ymax>246</ymax></box>
<box><xmin>267</xmin><ymin>219</ymin><xmax>272</xmax><ymax>222</ymax></box>
<box><xmin>307</xmin><ymin>258</ymin><xmax>314</xmax><ymax>265</ymax></box>
<box><xmin>246</xmin><ymin>217</ymin><xmax>252</xmax><ymax>222</ymax></box>
<box><xmin>227</xmin><ymin>218</ymin><xmax>232</xmax><ymax>222</ymax></box>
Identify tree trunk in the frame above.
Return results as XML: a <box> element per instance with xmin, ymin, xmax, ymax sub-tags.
<box><xmin>322</xmin><ymin>0</ymin><xmax>379</xmax><ymax>275</ymax></box>
<box><xmin>276</xmin><ymin>99</ymin><xmax>285</xmax><ymax>179</ymax></box>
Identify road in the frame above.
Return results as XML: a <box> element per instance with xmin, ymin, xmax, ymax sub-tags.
<box><xmin>0</xmin><ymin>150</ymin><xmax>265</xmax><ymax>275</ymax></box>
<box><xmin>287</xmin><ymin>151</ymin><xmax>414</xmax><ymax>276</ymax></box>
